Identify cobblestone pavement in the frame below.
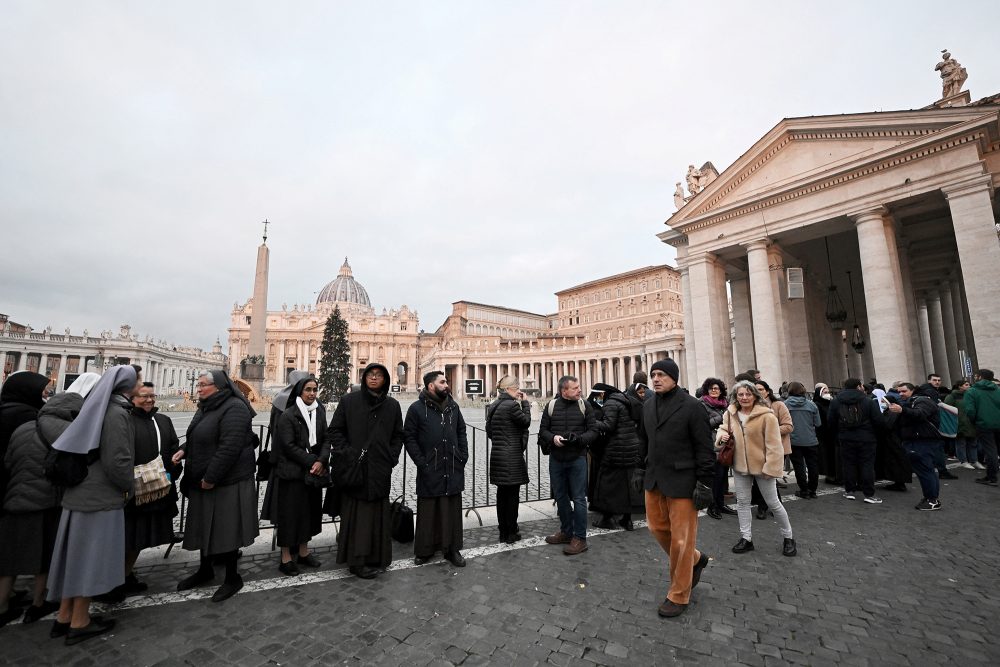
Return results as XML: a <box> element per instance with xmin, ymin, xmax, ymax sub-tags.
<box><xmin>4</xmin><ymin>468</ymin><xmax>1000</xmax><ymax>666</ymax></box>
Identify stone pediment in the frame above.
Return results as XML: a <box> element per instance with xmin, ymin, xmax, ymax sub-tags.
<box><xmin>667</xmin><ymin>106</ymin><xmax>1000</xmax><ymax>229</ymax></box>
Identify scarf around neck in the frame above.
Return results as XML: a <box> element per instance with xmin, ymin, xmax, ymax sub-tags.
<box><xmin>296</xmin><ymin>396</ymin><xmax>318</xmax><ymax>447</ymax></box>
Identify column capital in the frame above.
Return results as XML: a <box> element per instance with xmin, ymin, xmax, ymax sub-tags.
<box><xmin>848</xmin><ymin>206</ymin><xmax>890</xmax><ymax>225</ymax></box>
<box><xmin>942</xmin><ymin>175</ymin><xmax>994</xmax><ymax>201</ymax></box>
<box><xmin>742</xmin><ymin>238</ymin><xmax>771</xmax><ymax>253</ymax></box>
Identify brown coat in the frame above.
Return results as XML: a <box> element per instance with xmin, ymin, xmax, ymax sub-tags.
<box><xmin>767</xmin><ymin>399</ymin><xmax>793</xmax><ymax>455</ymax></box>
<box><xmin>715</xmin><ymin>405</ymin><xmax>784</xmax><ymax>478</ymax></box>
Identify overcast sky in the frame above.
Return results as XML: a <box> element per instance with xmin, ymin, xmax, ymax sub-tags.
<box><xmin>2</xmin><ymin>1</ymin><xmax>998</xmax><ymax>350</ymax></box>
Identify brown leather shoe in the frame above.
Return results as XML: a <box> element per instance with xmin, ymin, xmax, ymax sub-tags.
<box><xmin>545</xmin><ymin>531</ymin><xmax>572</xmax><ymax>545</ymax></box>
<box><xmin>563</xmin><ymin>537</ymin><xmax>588</xmax><ymax>555</ymax></box>
<box><xmin>658</xmin><ymin>598</ymin><xmax>687</xmax><ymax>618</ymax></box>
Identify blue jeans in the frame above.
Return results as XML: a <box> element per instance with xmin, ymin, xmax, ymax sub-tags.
<box><xmin>905</xmin><ymin>440</ymin><xmax>940</xmax><ymax>501</ymax></box>
<box><xmin>955</xmin><ymin>437</ymin><xmax>978</xmax><ymax>464</ymax></box>
<box><xmin>550</xmin><ymin>455</ymin><xmax>588</xmax><ymax>539</ymax></box>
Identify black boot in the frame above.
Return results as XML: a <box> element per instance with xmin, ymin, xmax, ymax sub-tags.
<box><xmin>177</xmin><ymin>554</ymin><xmax>215</xmax><ymax>591</ymax></box>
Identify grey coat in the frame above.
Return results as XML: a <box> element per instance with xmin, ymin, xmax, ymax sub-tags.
<box><xmin>61</xmin><ymin>394</ymin><xmax>135</xmax><ymax>512</ymax></box>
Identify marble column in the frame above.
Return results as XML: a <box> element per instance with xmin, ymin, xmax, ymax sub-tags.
<box><xmin>852</xmin><ymin>208</ymin><xmax>912</xmax><ymax>384</ymax></box>
<box><xmin>939</xmin><ymin>286</ymin><xmax>961</xmax><ymax>384</ymax></box>
<box><xmin>730</xmin><ymin>277</ymin><xmax>755</xmax><ymax>376</ymax></box>
<box><xmin>916</xmin><ymin>298</ymin><xmax>934</xmax><ymax>377</ymax></box>
<box><xmin>686</xmin><ymin>253</ymin><xmax>734</xmax><ymax>383</ymax></box>
<box><xmin>678</xmin><ymin>265</ymin><xmax>697</xmax><ymax>388</ymax></box>
<box><xmin>926</xmin><ymin>293</ymin><xmax>951</xmax><ymax>385</ymax></box>
<box><xmin>745</xmin><ymin>239</ymin><xmax>785</xmax><ymax>383</ymax></box>
<box><xmin>945</xmin><ymin>180</ymin><xmax>1000</xmax><ymax>367</ymax></box>
<box><xmin>949</xmin><ymin>279</ymin><xmax>969</xmax><ymax>362</ymax></box>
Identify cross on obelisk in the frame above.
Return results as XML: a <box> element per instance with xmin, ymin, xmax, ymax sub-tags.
<box><xmin>262</xmin><ymin>219</ymin><xmax>270</xmax><ymax>244</ymax></box>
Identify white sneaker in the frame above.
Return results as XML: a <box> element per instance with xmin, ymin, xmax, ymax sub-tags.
<box><xmin>974</xmin><ymin>462</ymin><xmax>986</xmax><ymax>470</ymax></box>
<box><xmin>842</xmin><ymin>492</ymin><xmax>856</xmax><ymax>500</ymax></box>
<box><xmin>961</xmin><ymin>462</ymin><xmax>975</xmax><ymax>470</ymax></box>
<box><xmin>863</xmin><ymin>496</ymin><xmax>883</xmax><ymax>504</ymax></box>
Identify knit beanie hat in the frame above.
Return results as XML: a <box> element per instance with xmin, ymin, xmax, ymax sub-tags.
<box><xmin>650</xmin><ymin>359</ymin><xmax>679</xmax><ymax>383</ymax></box>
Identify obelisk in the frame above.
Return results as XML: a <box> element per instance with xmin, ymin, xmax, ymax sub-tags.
<box><xmin>245</xmin><ymin>220</ymin><xmax>270</xmax><ymax>392</ymax></box>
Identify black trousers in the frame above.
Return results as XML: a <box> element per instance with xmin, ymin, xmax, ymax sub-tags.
<box><xmin>495</xmin><ymin>484</ymin><xmax>521</xmax><ymax>537</ymax></box>
<box><xmin>712</xmin><ymin>461</ymin><xmax>730</xmax><ymax>507</ymax></box>
<box><xmin>841</xmin><ymin>440</ymin><xmax>876</xmax><ymax>497</ymax></box>
<box><xmin>790</xmin><ymin>446</ymin><xmax>820</xmax><ymax>493</ymax></box>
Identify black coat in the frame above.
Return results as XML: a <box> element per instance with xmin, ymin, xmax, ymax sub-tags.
<box><xmin>638</xmin><ymin>388</ymin><xmax>714</xmax><ymax>498</ymax></box>
<box><xmin>404</xmin><ymin>391</ymin><xmax>468</xmax><ymax>498</ymax></box>
<box><xmin>827</xmin><ymin>389</ymin><xmax>883</xmax><ymax>444</ymax></box>
<box><xmin>600</xmin><ymin>392</ymin><xmax>643</xmax><ymax>468</ymax></box>
<box><xmin>538</xmin><ymin>397</ymin><xmax>599</xmax><ymax>461</ymax></box>
<box><xmin>130</xmin><ymin>408</ymin><xmax>182</xmax><ymax>513</ymax></box>
<box><xmin>274</xmin><ymin>404</ymin><xmax>330</xmax><ymax>481</ymax></box>
<box><xmin>183</xmin><ymin>388</ymin><xmax>256</xmax><ymax>490</ymax></box>
<box><xmin>896</xmin><ymin>396</ymin><xmax>940</xmax><ymax>441</ymax></box>
<box><xmin>326</xmin><ymin>387</ymin><xmax>404</xmax><ymax>502</ymax></box>
<box><xmin>486</xmin><ymin>393</ymin><xmax>530</xmax><ymax>486</ymax></box>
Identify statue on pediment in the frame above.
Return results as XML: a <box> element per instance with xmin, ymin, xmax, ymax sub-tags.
<box><xmin>685</xmin><ymin>165</ymin><xmax>703</xmax><ymax>196</ymax></box>
<box><xmin>673</xmin><ymin>182</ymin><xmax>685</xmax><ymax>209</ymax></box>
<box><xmin>935</xmin><ymin>49</ymin><xmax>968</xmax><ymax>98</ymax></box>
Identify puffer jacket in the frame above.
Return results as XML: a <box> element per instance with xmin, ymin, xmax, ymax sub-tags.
<box><xmin>62</xmin><ymin>394</ymin><xmax>135</xmax><ymax>512</ymax></box>
<box><xmin>3</xmin><ymin>393</ymin><xmax>82</xmax><ymax>513</ymax></box>
<box><xmin>715</xmin><ymin>405</ymin><xmax>784</xmax><ymax>478</ymax></box>
<box><xmin>486</xmin><ymin>393</ymin><xmax>530</xmax><ymax>486</ymax></box>
<box><xmin>404</xmin><ymin>391</ymin><xmax>468</xmax><ymax>497</ymax></box>
<box><xmin>274</xmin><ymin>403</ymin><xmax>330</xmax><ymax>481</ymax></box>
<box><xmin>785</xmin><ymin>395</ymin><xmax>821</xmax><ymax>447</ymax></box>
<box><xmin>538</xmin><ymin>396</ymin><xmax>598</xmax><ymax>462</ymax></box>
<box><xmin>599</xmin><ymin>392</ymin><xmax>642</xmax><ymax>468</ymax></box>
<box><xmin>182</xmin><ymin>388</ymin><xmax>255</xmax><ymax>490</ymax></box>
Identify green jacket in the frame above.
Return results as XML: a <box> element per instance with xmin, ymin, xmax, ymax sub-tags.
<box><xmin>963</xmin><ymin>380</ymin><xmax>1000</xmax><ymax>431</ymax></box>
<box><xmin>944</xmin><ymin>389</ymin><xmax>976</xmax><ymax>438</ymax></box>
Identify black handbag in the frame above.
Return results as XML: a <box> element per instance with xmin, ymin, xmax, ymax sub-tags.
<box><xmin>390</xmin><ymin>495</ymin><xmax>414</xmax><ymax>543</ymax></box>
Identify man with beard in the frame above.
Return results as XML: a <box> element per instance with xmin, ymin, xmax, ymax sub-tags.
<box><xmin>887</xmin><ymin>383</ymin><xmax>943</xmax><ymax>510</ymax></box>
<box><xmin>327</xmin><ymin>363</ymin><xmax>404</xmax><ymax>579</ymax></box>
<box><xmin>404</xmin><ymin>371</ymin><xmax>469</xmax><ymax>567</ymax></box>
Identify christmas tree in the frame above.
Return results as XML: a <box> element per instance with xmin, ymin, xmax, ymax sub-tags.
<box><xmin>318</xmin><ymin>306</ymin><xmax>351</xmax><ymax>402</ymax></box>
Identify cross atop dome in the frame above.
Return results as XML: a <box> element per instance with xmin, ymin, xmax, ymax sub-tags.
<box><xmin>339</xmin><ymin>257</ymin><xmax>353</xmax><ymax>278</ymax></box>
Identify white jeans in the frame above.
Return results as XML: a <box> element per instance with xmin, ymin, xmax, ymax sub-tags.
<box><xmin>733</xmin><ymin>473</ymin><xmax>793</xmax><ymax>541</ymax></box>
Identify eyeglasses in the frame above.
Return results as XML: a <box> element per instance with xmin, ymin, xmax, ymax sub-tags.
<box><xmin>196</xmin><ymin>382</ymin><xmax>214</xmax><ymax>388</ymax></box>
<box><xmin>136</xmin><ymin>394</ymin><xmax>156</xmax><ymax>400</ymax></box>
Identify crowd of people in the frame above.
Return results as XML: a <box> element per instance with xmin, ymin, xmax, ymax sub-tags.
<box><xmin>2</xmin><ymin>357</ymin><xmax>998</xmax><ymax>640</ymax></box>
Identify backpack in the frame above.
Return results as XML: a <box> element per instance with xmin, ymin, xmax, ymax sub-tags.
<box><xmin>933</xmin><ymin>402</ymin><xmax>958</xmax><ymax>439</ymax></box>
<box><xmin>39</xmin><ymin>420</ymin><xmax>99</xmax><ymax>488</ymax></box>
<box><xmin>837</xmin><ymin>401</ymin><xmax>868</xmax><ymax>428</ymax></box>
<box><xmin>546</xmin><ymin>399</ymin><xmax>587</xmax><ymax>418</ymax></box>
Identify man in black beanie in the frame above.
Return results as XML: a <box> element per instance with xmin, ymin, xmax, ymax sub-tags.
<box><xmin>638</xmin><ymin>358</ymin><xmax>714</xmax><ymax>618</ymax></box>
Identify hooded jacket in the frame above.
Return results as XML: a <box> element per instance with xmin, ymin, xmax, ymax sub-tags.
<box><xmin>964</xmin><ymin>380</ymin><xmax>1000</xmax><ymax>430</ymax></box>
<box><xmin>715</xmin><ymin>404</ymin><xmax>785</xmax><ymax>478</ymax></box>
<box><xmin>599</xmin><ymin>391</ymin><xmax>643</xmax><ymax>468</ymax></box>
<box><xmin>183</xmin><ymin>387</ymin><xmax>256</xmax><ymax>490</ymax></box>
<box><xmin>404</xmin><ymin>387</ymin><xmax>468</xmax><ymax>497</ymax></box>
<box><xmin>827</xmin><ymin>388</ymin><xmax>882</xmax><ymax>444</ymax></box>
<box><xmin>3</xmin><ymin>392</ymin><xmax>81</xmax><ymax>513</ymax></box>
<box><xmin>784</xmin><ymin>395</ymin><xmax>821</xmax><ymax>447</ymax></box>
<box><xmin>486</xmin><ymin>392</ymin><xmax>530</xmax><ymax>486</ymax></box>
<box><xmin>326</xmin><ymin>363</ymin><xmax>404</xmax><ymax>502</ymax></box>
<box><xmin>944</xmin><ymin>387</ymin><xmax>977</xmax><ymax>438</ymax></box>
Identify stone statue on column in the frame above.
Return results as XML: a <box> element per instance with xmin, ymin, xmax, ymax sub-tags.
<box><xmin>935</xmin><ymin>49</ymin><xmax>968</xmax><ymax>98</ymax></box>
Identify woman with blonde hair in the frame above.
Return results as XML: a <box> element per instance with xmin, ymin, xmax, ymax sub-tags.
<box><xmin>716</xmin><ymin>381</ymin><xmax>796</xmax><ymax>557</ymax></box>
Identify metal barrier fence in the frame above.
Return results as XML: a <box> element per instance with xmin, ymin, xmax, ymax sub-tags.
<box><xmin>166</xmin><ymin>422</ymin><xmax>554</xmax><ymax>556</ymax></box>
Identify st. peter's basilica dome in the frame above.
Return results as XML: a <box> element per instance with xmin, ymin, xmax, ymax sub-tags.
<box><xmin>316</xmin><ymin>258</ymin><xmax>371</xmax><ymax>307</ymax></box>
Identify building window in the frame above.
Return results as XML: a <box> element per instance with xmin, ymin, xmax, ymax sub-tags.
<box><xmin>400</xmin><ymin>322</ymin><xmax>407</xmax><ymax>331</ymax></box>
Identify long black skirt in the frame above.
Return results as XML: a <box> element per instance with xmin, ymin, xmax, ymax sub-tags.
<box><xmin>875</xmin><ymin>435</ymin><xmax>912</xmax><ymax>484</ymax></box>
<box><xmin>273</xmin><ymin>478</ymin><xmax>322</xmax><ymax>548</ymax></box>
<box><xmin>414</xmin><ymin>494</ymin><xmax>463</xmax><ymax>558</ymax></box>
<box><xmin>591</xmin><ymin>465</ymin><xmax>644</xmax><ymax>515</ymax></box>
<box><xmin>124</xmin><ymin>502</ymin><xmax>176</xmax><ymax>552</ymax></box>
<box><xmin>0</xmin><ymin>507</ymin><xmax>60</xmax><ymax>575</ymax></box>
<box><xmin>336</xmin><ymin>495</ymin><xmax>391</xmax><ymax>568</ymax></box>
